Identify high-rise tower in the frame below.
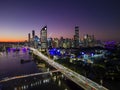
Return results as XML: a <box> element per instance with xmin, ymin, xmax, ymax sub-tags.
<box><xmin>32</xmin><ymin>30</ymin><xmax>35</xmax><ymax>39</ymax></box>
<box><xmin>28</xmin><ymin>33</ymin><xmax>31</xmax><ymax>43</ymax></box>
<box><xmin>74</xmin><ymin>26</ymin><xmax>79</xmax><ymax>48</ymax></box>
<box><xmin>40</xmin><ymin>26</ymin><xmax>47</xmax><ymax>50</ymax></box>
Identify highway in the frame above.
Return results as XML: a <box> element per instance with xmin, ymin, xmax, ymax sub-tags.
<box><xmin>30</xmin><ymin>47</ymin><xmax>108</xmax><ymax>90</ymax></box>
<box><xmin>0</xmin><ymin>70</ymin><xmax>59</xmax><ymax>83</ymax></box>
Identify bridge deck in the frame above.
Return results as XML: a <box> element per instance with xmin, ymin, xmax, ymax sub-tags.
<box><xmin>30</xmin><ymin>48</ymin><xmax>108</xmax><ymax>90</ymax></box>
<box><xmin>0</xmin><ymin>70</ymin><xmax>59</xmax><ymax>83</ymax></box>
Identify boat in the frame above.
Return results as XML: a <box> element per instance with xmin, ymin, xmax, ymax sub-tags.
<box><xmin>20</xmin><ymin>59</ymin><xmax>31</xmax><ymax>64</ymax></box>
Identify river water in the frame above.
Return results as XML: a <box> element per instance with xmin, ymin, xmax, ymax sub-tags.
<box><xmin>0</xmin><ymin>48</ymin><xmax>83</xmax><ymax>90</ymax></box>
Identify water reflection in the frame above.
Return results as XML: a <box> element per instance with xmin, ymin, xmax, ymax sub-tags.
<box><xmin>0</xmin><ymin>72</ymin><xmax>83</xmax><ymax>90</ymax></box>
<box><xmin>14</xmin><ymin>79</ymin><xmax>50</xmax><ymax>90</ymax></box>
<box><xmin>0</xmin><ymin>48</ymin><xmax>83</xmax><ymax>90</ymax></box>
<box><xmin>0</xmin><ymin>73</ymin><xmax>63</xmax><ymax>90</ymax></box>
<box><xmin>0</xmin><ymin>48</ymin><xmax>38</xmax><ymax>80</ymax></box>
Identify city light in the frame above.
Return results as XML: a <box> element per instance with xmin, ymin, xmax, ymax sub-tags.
<box><xmin>0</xmin><ymin>0</ymin><xmax>119</xmax><ymax>90</ymax></box>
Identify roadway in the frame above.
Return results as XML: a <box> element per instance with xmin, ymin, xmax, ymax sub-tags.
<box><xmin>30</xmin><ymin>47</ymin><xmax>108</xmax><ymax>90</ymax></box>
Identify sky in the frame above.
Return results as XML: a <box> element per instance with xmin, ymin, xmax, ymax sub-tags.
<box><xmin>0</xmin><ymin>0</ymin><xmax>120</xmax><ymax>42</ymax></box>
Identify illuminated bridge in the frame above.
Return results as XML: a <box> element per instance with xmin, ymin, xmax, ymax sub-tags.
<box><xmin>0</xmin><ymin>70</ymin><xmax>59</xmax><ymax>83</ymax></box>
<box><xmin>30</xmin><ymin>48</ymin><xmax>108</xmax><ymax>90</ymax></box>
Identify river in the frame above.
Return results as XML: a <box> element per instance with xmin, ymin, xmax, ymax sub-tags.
<box><xmin>0</xmin><ymin>48</ymin><xmax>83</xmax><ymax>90</ymax></box>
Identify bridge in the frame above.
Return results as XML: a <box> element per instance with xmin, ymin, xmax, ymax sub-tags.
<box><xmin>0</xmin><ymin>70</ymin><xmax>59</xmax><ymax>83</ymax></box>
<box><xmin>30</xmin><ymin>47</ymin><xmax>108</xmax><ymax>90</ymax></box>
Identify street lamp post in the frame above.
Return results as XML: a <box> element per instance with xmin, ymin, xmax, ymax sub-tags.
<box><xmin>100</xmin><ymin>79</ymin><xmax>103</xmax><ymax>86</ymax></box>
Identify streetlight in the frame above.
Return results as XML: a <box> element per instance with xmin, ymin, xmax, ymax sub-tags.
<box><xmin>100</xmin><ymin>79</ymin><xmax>103</xmax><ymax>86</ymax></box>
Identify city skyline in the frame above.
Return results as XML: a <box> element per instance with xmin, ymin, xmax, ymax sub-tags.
<box><xmin>0</xmin><ymin>0</ymin><xmax>120</xmax><ymax>42</ymax></box>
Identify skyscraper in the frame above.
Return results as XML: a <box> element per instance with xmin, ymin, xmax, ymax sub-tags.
<box><xmin>32</xmin><ymin>30</ymin><xmax>35</xmax><ymax>39</ymax></box>
<box><xmin>28</xmin><ymin>33</ymin><xmax>31</xmax><ymax>43</ymax></box>
<box><xmin>40</xmin><ymin>26</ymin><xmax>47</xmax><ymax>50</ymax></box>
<box><xmin>74</xmin><ymin>26</ymin><xmax>79</xmax><ymax>48</ymax></box>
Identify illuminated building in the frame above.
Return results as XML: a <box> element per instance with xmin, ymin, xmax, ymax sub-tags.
<box><xmin>71</xmin><ymin>39</ymin><xmax>75</xmax><ymax>48</ymax></box>
<box><xmin>65</xmin><ymin>38</ymin><xmax>71</xmax><ymax>48</ymax></box>
<box><xmin>40</xmin><ymin>26</ymin><xmax>47</xmax><ymax>50</ymax></box>
<box><xmin>32</xmin><ymin>30</ymin><xmax>35</xmax><ymax>39</ymax></box>
<box><xmin>31</xmin><ymin>30</ymin><xmax>36</xmax><ymax>47</ymax></box>
<box><xmin>63</xmin><ymin>38</ymin><xmax>72</xmax><ymax>48</ymax></box>
<box><xmin>53</xmin><ymin>38</ymin><xmax>59</xmax><ymax>48</ymax></box>
<box><xmin>34</xmin><ymin>36</ymin><xmax>40</xmax><ymax>48</ymax></box>
<box><xmin>83</xmin><ymin>34</ymin><xmax>95</xmax><ymax>47</ymax></box>
<box><xmin>28</xmin><ymin>33</ymin><xmax>31</xmax><ymax>43</ymax></box>
<box><xmin>59</xmin><ymin>37</ymin><xmax>64</xmax><ymax>48</ymax></box>
<box><xmin>48</xmin><ymin>38</ymin><xmax>53</xmax><ymax>48</ymax></box>
<box><xmin>74</xmin><ymin>26</ymin><xmax>79</xmax><ymax>48</ymax></box>
<box><xmin>83</xmin><ymin>34</ymin><xmax>89</xmax><ymax>47</ymax></box>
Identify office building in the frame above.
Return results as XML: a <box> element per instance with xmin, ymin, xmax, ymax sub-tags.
<box><xmin>48</xmin><ymin>38</ymin><xmax>53</xmax><ymax>48</ymax></box>
<box><xmin>74</xmin><ymin>26</ymin><xmax>79</xmax><ymax>48</ymax></box>
<box><xmin>83</xmin><ymin>34</ymin><xmax>95</xmax><ymax>47</ymax></box>
<box><xmin>32</xmin><ymin>30</ymin><xmax>35</xmax><ymax>39</ymax></box>
<box><xmin>40</xmin><ymin>26</ymin><xmax>47</xmax><ymax>50</ymax></box>
<box><xmin>28</xmin><ymin>33</ymin><xmax>31</xmax><ymax>43</ymax></box>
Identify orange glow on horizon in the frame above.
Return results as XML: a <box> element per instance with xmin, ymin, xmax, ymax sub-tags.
<box><xmin>0</xmin><ymin>39</ymin><xmax>26</xmax><ymax>42</ymax></box>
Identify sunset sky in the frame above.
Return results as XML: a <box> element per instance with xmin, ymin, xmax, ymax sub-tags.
<box><xmin>0</xmin><ymin>0</ymin><xmax>120</xmax><ymax>42</ymax></box>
